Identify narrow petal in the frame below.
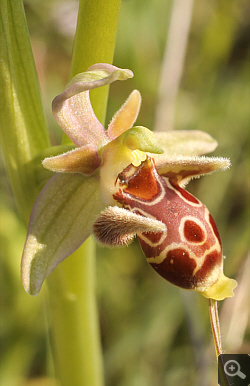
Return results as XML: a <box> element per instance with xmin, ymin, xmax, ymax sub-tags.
<box><xmin>150</xmin><ymin>130</ymin><xmax>218</xmax><ymax>158</ymax></box>
<box><xmin>155</xmin><ymin>155</ymin><xmax>230</xmax><ymax>185</ymax></box>
<box><xmin>21</xmin><ymin>173</ymin><xmax>105</xmax><ymax>295</ymax></box>
<box><xmin>42</xmin><ymin>145</ymin><xmax>101</xmax><ymax>174</ymax></box>
<box><xmin>108</xmin><ymin>90</ymin><xmax>142</xmax><ymax>139</ymax></box>
<box><xmin>52</xmin><ymin>64</ymin><xmax>134</xmax><ymax>148</ymax></box>
<box><xmin>93</xmin><ymin>206</ymin><xmax>166</xmax><ymax>246</ymax></box>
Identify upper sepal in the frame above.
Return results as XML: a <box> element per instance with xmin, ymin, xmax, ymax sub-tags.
<box><xmin>52</xmin><ymin>64</ymin><xmax>134</xmax><ymax>148</ymax></box>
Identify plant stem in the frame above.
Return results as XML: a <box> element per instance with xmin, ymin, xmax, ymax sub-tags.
<box><xmin>209</xmin><ymin>299</ymin><xmax>230</xmax><ymax>386</ymax></box>
<box><xmin>209</xmin><ymin>299</ymin><xmax>222</xmax><ymax>358</ymax></box>
<box><xmin>46</xmin><ymin>238</ymin><xmax>103</xmax><ymax>386</ymax></box>
<box><xmin>70</xmin><ymin>0</ymin><xmax>122</xmax><ymax>125</ymax></box>
<box><xmin>45</xmin><ymin>1</ymin><xmax>122</xmax><ymax>385</ymax></box>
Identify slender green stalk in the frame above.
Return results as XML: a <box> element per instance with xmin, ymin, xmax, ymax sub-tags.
<box><xmin>46</xmin><ymin>238</ymin><xmax>103</xmax><ymax>386</ymax></box>
<box><xmin>45</xmin><ymin>1</ymin><xmax>122</xmax><ymax>385</ymax></box>
<box><xmin>209</xmin><ymin>299</ymin><xmax>222</xmax><ymax>358</ymax></box>
<box><xmin>70</xmin><ymin>0</ymin><xmax>122</xmax><ymax>125</ymax></box>
<box><xmin>209</xmin><ymin>299</ymin><xmax>230</xmax><ymax>386</ymax></box>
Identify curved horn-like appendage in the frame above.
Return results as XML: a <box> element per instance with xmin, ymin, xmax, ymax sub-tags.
<box><xmin>93</xmin><ymin>206</ymin><xmax>166</xmax><ymax>247</ymax></box>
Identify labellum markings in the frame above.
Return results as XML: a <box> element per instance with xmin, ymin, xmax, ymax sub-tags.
<box><xmin>113</xmin><ymin>157</ymin><xmax>222</xmax><ymax>291</ymax></box>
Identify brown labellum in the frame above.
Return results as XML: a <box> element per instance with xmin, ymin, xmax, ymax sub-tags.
<box><xmin>113</xmin><ymin>157</ymin><xmax>223</xmax><ymax>292</ymax></box>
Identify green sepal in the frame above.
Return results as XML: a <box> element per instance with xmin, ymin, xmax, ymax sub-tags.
<box><xmin>152</xmin><ymin>130</ymin><xmax>218</xmax><ymax>156</ymax></box>
<box><xmin>21</xmin><ymin>173</ymin><xmax>105</xmax><ymax>296</ymax></box>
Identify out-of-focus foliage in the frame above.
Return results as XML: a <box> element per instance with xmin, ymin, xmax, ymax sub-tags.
<box><xmin>0</xmin><ymin>0</ymin><xmax>249</xmax><ymax>385</ymax></box>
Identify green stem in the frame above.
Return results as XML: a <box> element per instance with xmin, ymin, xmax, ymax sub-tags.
<box><xmin>45</xmin><ymin>1</ymin><xmax>122</xmax><ymax>385</ymax></box>
<box><xmin>46</xmin><ymin>238</ymin><xmax>103</xmax><ymax>386</ymax></box>
<box><xmin>209</xmin><ymin>299</ymin><xmax>222</xmax><ymax>358</ymax></box>
<box><xmin>70</xmin><ymin>0</ymin><xmax>122</xmax><ymax>125</ymax></box>
<box><xmin>209</xmin><ymin>299</ymin><xmax>230</xmax><ymax>386</ymax></box>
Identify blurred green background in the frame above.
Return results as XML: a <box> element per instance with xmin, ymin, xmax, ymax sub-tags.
<box><xmin>0</xmin><ymin>0</ymin><xmax>249</xmax><ymax>385</ymax></box>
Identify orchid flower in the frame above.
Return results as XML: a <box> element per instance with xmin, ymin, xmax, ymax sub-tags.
<box><xmin>21</xmin><ymin>63</ymin><xmax>237</xmax><ymax>299</ymax></box>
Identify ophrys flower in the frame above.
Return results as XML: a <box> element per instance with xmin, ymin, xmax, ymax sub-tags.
<box><xmin>21</xmin><ymin>63</ymin><xmax>237</xmax><ymax>299</ymax></box>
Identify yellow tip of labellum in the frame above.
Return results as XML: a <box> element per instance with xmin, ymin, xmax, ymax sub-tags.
<box><xmin>196</xmin><ymin>273</ymin><xmax>237</xmax><ymax>300</ymax></box>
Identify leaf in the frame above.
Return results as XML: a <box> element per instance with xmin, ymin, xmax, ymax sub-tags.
<box><xmin>21</xmin><ymin>173</ymin><xmax>105</xmax><ymax>296</ymax></box>
<box><xmin>0</xmin><ymin>0</ymin><xmax>50</xmax><ymax>222</ymax></box>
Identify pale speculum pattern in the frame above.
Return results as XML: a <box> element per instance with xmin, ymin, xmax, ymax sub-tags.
<box><xmin>114</xmin><ymin>158</ymin><xmax>222</xmax><ymax>290</ymax></box>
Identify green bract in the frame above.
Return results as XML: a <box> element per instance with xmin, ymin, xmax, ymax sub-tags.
<box><xmin>21</xmin><ymin>64</ymin><xmax>236</xmax><ymax>297</ymax></box>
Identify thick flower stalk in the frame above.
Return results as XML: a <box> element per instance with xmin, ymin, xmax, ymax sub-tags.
<box><xmin>21</xmin><ymin>63</ymin><xmax>237</xmax><ymax>301</ymax></box>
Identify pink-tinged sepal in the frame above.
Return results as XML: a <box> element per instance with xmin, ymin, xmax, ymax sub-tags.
<box><xmin>52</xmin><ymin>64</ymin><xmax>133</xmax><ymax>148</ymax></box>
